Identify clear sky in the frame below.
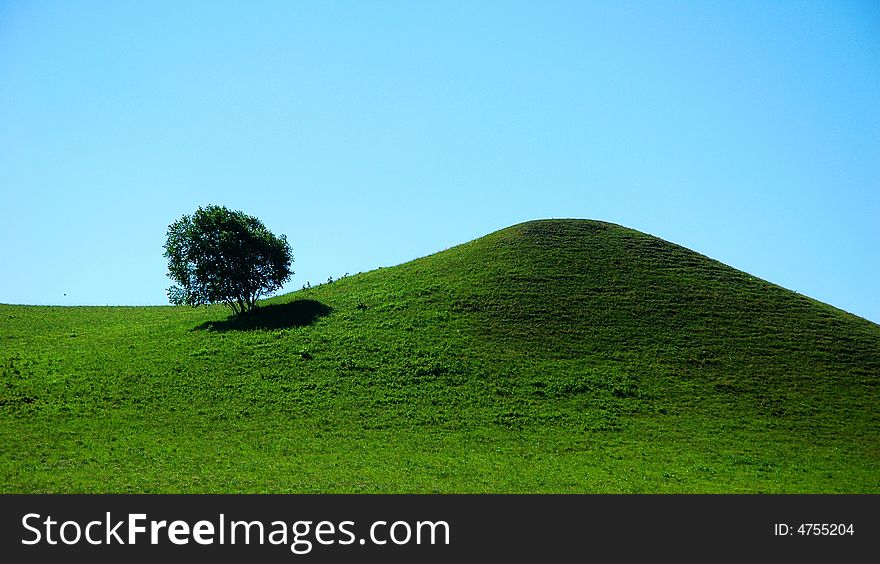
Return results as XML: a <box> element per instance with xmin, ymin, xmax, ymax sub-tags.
<box><xmin>1</xmin><ymin>1</ymin><xmax>878</xmax><ymax>323</ymax></box>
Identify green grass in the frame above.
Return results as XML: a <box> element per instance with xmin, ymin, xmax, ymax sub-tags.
<box><xmin>2</xmin><ymin>219</ymin><xmax>878</xmax><ymax>492</ymax></box>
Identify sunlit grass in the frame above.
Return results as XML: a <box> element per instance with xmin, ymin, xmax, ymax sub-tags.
<box><xmin>1</xmin><ymin>220</ymin><xmax>878</xmax><ymax>492</ymax></box>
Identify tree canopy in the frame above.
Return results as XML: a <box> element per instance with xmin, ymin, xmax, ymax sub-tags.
<box><xmin>163</xmin><ymin>205</ymin><xmax>292</xmax><ymax>315</ymax></box>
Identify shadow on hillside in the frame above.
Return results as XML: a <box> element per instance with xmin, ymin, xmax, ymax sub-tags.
<box><xmin>194</xmin><ymin>300</ymin><xmax>332</xmax><ymax>332</ymax></box>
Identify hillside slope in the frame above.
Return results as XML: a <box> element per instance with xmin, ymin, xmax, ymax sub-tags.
<box><xmin>2</xmin><ymin>219</ymin><xmax>878</xmax><ymax>492</ymax></box>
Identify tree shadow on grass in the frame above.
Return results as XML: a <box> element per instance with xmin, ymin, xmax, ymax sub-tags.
<box><xmin>194</xmin><ymin>299</ymin><xmax>332</xmax><ymax>332</ymax></box>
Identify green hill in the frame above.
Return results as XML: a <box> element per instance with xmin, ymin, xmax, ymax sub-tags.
<box><xmin>2</xmin><ymin>219</ymin><xmax>878</xmax><ymax>492</ymax></box>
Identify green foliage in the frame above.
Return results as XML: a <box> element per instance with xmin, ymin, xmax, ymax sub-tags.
<box><xmin>164</xmin><ymin>205</ymin><xmax>292</xmax><ymax>315</ymax></box>
<box><xmin>1</xmin><ymin>220</ymin><xmax>878</xmax><ymax>493</ymax></box>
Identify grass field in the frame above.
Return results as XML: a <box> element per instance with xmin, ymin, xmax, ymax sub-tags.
<box><xmin>2</xmin><ymin>219</ymin><xmax>878</xmax><ymax>492</ymax></box>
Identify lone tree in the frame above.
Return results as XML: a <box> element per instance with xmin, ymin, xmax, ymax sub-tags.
<box><xmin>164</xmin><ymin>205</ymin><xmax>292</xmax><ymax>315</ymax></box>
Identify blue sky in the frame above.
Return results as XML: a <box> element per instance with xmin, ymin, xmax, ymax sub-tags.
<box><xmin>1</xmin><ymin>1</ymin><xmax>878</xmax><ymax>323</ymax></box>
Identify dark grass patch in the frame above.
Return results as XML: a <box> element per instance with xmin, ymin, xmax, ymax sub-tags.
<box><xmin>194</xmin><ymin>300</ymin><xmax>332</xmax><ymax>332</ymax></box>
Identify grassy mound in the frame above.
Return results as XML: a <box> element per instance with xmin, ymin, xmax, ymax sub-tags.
<box><xmin>2</xmin><ymin>219</ymin><xmax>878</xmax><ymax>492</ymax></box>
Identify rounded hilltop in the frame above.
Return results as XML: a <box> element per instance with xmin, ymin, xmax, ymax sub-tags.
<box><xmin>1</xmin><ymin>218</ymin><xmax>877</xmax><ymax>493</ymax></box>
